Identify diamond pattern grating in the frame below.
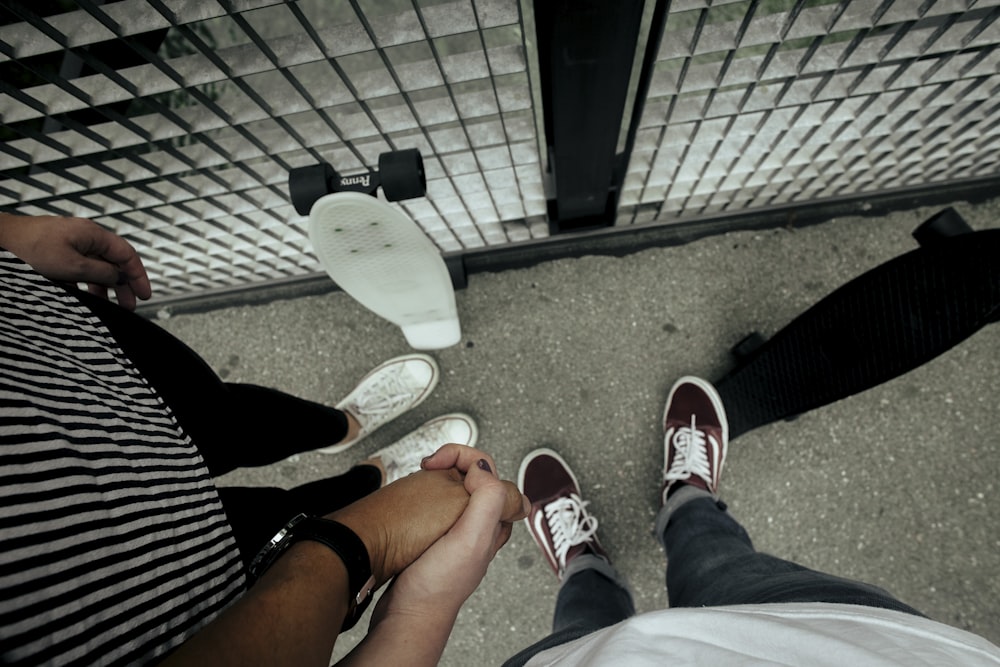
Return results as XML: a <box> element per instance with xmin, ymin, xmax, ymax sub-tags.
<box><xmin>1</xmin><ymin>0</ymin><xmax>999</xmax><ymax>298</ymax></box>
<box><xmin>619</xmin><ymin>0</ymin><xmax>1000</xmax><ymax>225</ymax></box>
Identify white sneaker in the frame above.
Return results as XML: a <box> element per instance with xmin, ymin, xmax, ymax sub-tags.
<box><xmin>370</xmin><ymin>413</ymin><xmax>478</xmax><ymax>485</ymax></box>
<box><xmin>319</xmin><ymin>354</ymin><xmax>440</xmax><ymax>454</ymax></box>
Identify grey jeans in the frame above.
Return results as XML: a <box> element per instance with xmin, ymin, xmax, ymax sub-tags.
<box><xmin>503</xmin><ymin>487</ymin><xmax>923</xmax><ymax>666</ymax></box>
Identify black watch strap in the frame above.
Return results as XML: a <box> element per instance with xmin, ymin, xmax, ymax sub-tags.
<box><xmin>248</xmin><ymin>513</ymin><xmax>377</xmax><ymax>631</ymax></box>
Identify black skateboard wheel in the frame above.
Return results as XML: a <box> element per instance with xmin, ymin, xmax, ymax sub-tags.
<box><xmin>289</xmin><ymin>163</ymin><xmax>336</xmax><ymax>216</ymax></box>
<box><xmin>378</xmin><ymin>149</ymin><xmax>426</xmax><ymax>201</ymax></box>
<box><xmin>912</xmin><ymin>207</ymin><xmax>973</xmax><ymax>247</ymax></box>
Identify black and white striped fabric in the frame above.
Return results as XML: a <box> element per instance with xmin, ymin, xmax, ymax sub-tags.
<box><xmin>0</xmin><ymin>251</ymin><xmax>245</xmax><ymax>665</ymax></box>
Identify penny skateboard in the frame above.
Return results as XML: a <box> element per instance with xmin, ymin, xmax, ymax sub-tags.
<box><xmin>289</xmin><ymin>150</ymin><xmax>462</xmax><ymax>350</ymax></box>
<box><xmin>715</xmin><ymin>208</ymin><xmax>1000</xmax><ymax>440</ymax></box>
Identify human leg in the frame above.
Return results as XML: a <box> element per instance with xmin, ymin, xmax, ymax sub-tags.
<box><xmin>72</xmin><ymin>289</ymin><xmax>438</xmax><ymax>474</ymax></box>
<box><xmin>503</xmin><ymin>560</ymin><xmax>634</xmax><ymax>667</ymax></box>
<box><xmin>206</xmin><ymin>353</ymin><xmax>440</xmax><ymax>472</ymax></box>
<box><xmin>656</xmin><ymin>490</ymin><xmax>925</xmax><ymax>613</ymax></box>
<box><xmin>220</xmin><ymin>414</ymin><xmax>480</xmax><ymax>568</ymax></box>
<box><xmin>218</xmin><ymin>465</ymin><xmax>382</xmax><ymax>568</ymax></box>
<box><xmin>657</xmin><ymin>376</ymin><xmax>924</xmax><ymax>616</ymax></box>
<box><xmin>504</xmin><ymin>449</ymin><xmax>635</xmax><ymax>667</ymax></box>
<box><xmin>74</xmin><ymin>289</ymin><xmax>349</xmax><ymax>469</ymax></box>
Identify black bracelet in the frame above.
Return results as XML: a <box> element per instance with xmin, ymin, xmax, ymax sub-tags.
<box><xmin>248</xmin><ymin>513</ymin><xmax>377</xmax><ymax>631</ymax></box>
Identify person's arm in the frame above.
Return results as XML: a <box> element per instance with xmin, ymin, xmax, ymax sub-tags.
<box><xmin>160</xmin><ymin>539</ymin><xmax>353</xmax><ymax>666</ymax></box>
<box><xmin>0</xmin><ymin>213</ymin><xmax>151</xmax><ymax>309</ymax></box>
<box><xmin>338</xmin><ymin>445</ymin><xmax>530</xmax><ymax>666</ymax></box>
<box><xmin>159</xmin><ymin>462</ymin><xmax>500</xmax><ymax>666</ymax></box>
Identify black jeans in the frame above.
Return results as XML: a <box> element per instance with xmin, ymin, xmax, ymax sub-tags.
<box><xmin>74</xmin><ymin>290</ymin><xmax>381</xmax><ymax>567</ymax></box>
<box><xmin>503</xmin><ymin>492</ymin><xmax>923</xmax><ymax>666</ymax></box>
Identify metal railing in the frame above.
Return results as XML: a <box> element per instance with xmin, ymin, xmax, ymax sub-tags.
<box><xmin>2</xmin><ymin>0</ymin><xmax>998</xmax><ymax>299</ymax></box>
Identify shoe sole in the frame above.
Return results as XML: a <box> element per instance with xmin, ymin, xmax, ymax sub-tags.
<box><xmin>318</xmin><ymin>353</ymin><xmax>441</xmax><ymax>455</ymax></box>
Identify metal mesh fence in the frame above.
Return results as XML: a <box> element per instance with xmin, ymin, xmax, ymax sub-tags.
<box><xmin>1</xmin><ymin>0</ymin><xmax>547</xmax><ymax>296</ymax></box>
<box><xmin>619</xmin><ymin>0</ymin><xmax>1000</xmax><ymax>225</ymax></box>
<box><xmin>2</xmin><ymin>1</ymin><xmax>999</xmax><ymax>298</ymax></box>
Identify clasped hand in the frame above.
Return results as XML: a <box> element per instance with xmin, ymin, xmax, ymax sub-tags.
<box><xmin>329</xmin><ymin>444</ymin><xmax>529</xmax><ymax>614</ymax></box>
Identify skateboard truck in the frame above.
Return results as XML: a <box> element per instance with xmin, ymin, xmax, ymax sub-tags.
<box><xmin>288</xmin><ymin>148</ymin><xmax>427</xmax><ymax>216</ymax></box>
<box><xmin>912</xmin><ymin>206</ymin><xmax>974</xmax><ymax>247</ymax></box>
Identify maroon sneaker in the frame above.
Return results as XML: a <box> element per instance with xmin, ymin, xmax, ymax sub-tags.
<box><xmin>518</xmin><ymin>448</ymin><xmax>609</xmax><ymax>580</ymax></box>
<box><xmin>661</xmin><ymin>376</ymin><xmax>729</xmax><ymax>504</ymax></box>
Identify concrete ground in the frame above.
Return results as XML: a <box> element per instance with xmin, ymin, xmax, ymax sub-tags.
<box><xmin>155</xmin><ymin>198</ymin><xmax>1000</xmax><ymax>665</ymax></box>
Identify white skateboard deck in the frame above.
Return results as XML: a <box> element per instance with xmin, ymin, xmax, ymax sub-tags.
<box><xmin>308</xmin><ymin>191</ymin><xmax>461</xmax><ymax>349</ymax></box>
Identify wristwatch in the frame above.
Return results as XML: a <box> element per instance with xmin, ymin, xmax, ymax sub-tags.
<box><xmin>248</xmin><ymin>513</ymin><xmax>377</xmax><ymax>630</ymax></box>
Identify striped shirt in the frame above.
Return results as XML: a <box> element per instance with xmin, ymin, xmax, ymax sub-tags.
<box><xmin>0</xmin><ymin>251</ymin><xmax>245</xmax><ymax>665</ymax></box>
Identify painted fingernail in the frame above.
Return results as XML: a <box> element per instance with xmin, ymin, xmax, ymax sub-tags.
<box><xmin>476</xmin><ymin>459</ymin><xmax>493</xmax><ymax>474</ymax></box>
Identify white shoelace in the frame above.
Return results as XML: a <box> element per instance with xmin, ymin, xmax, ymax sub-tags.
<box><xmin>541</xmin><ymin>493</ymin><xmax>599</xmax><ymax>570</ymax></box>
<box><xmin>664</xmin><ymin>414</ymin><xmax>719</xmax><ymax>487</ymax></box>
<box><xmin>346</xmin><ymin>366</ymin><xmax>419</xmax><ymax>433</ymax></box>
